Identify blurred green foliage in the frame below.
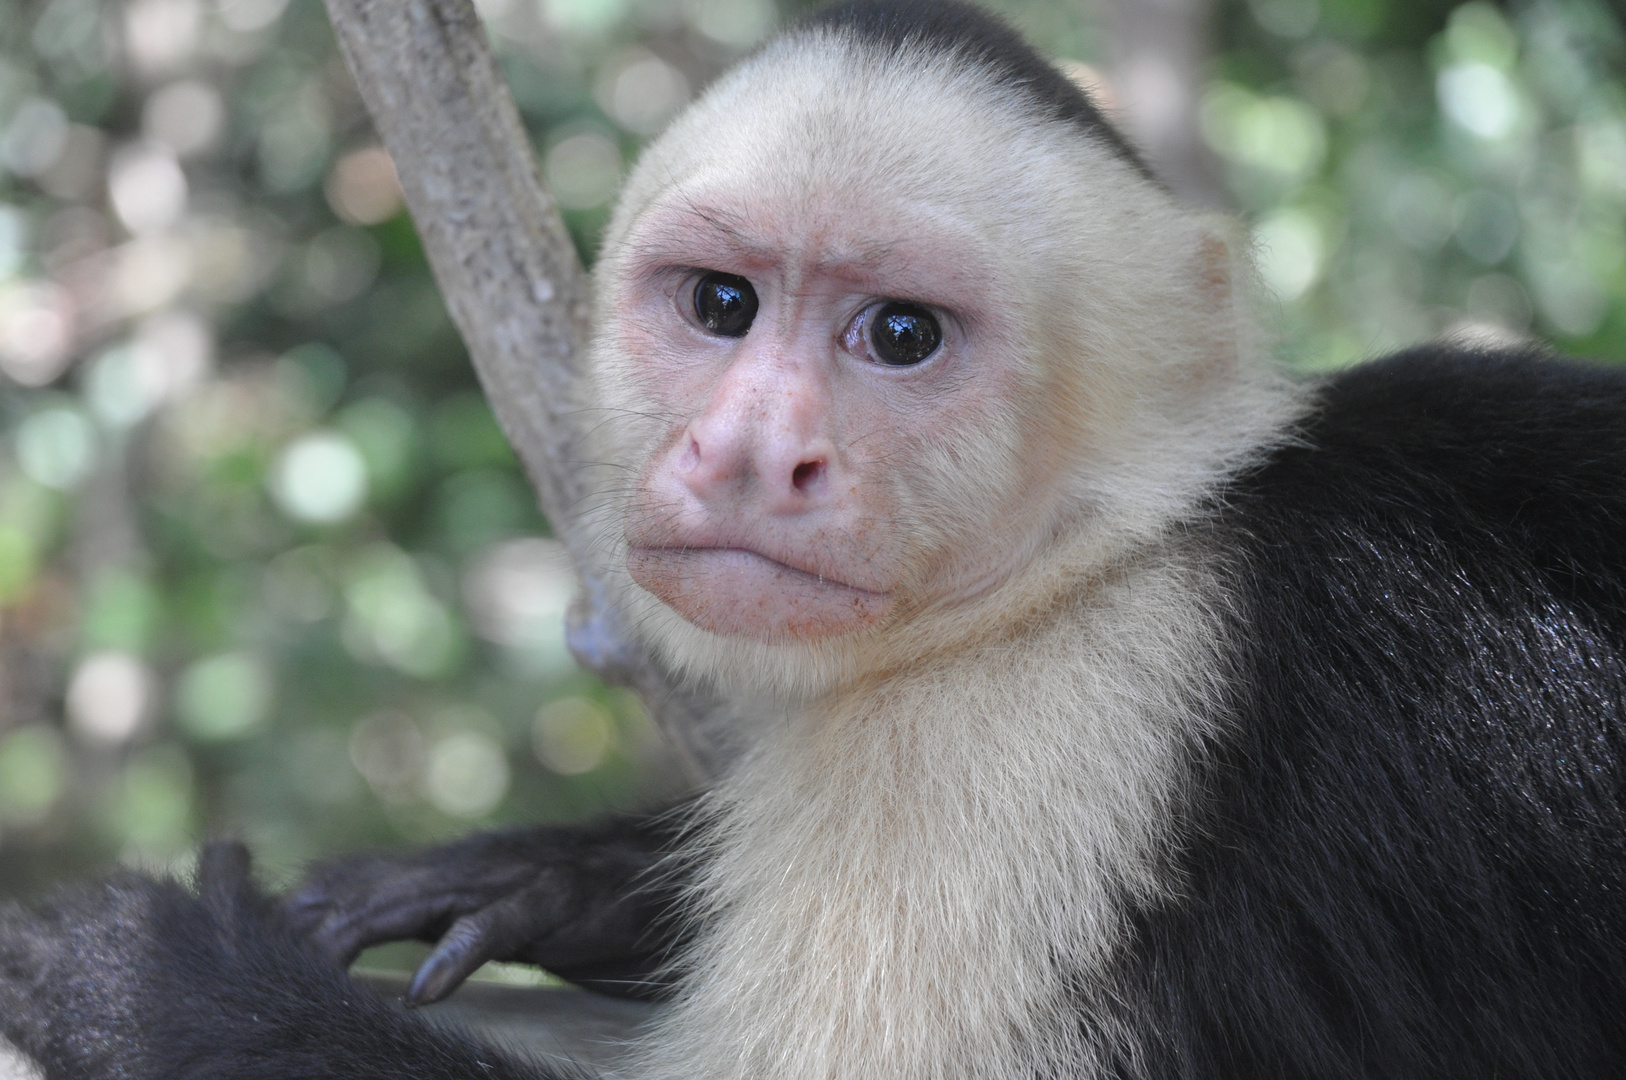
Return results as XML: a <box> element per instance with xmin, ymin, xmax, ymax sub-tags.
<box><xmin>0</xmin><ymin>0</ymin><xmax>1622</xmax><ymax>911</ymax></box>
<box><xmin>1209</xmin><ymin>0</ymin><xmax>1626</xmax><ymax>365</ymax></box>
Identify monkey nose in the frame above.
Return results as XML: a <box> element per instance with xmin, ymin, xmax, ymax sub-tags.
<box><xmin>790</xmin><ymin>458</ymin><xmax>828</xmax><ymax>495</ymax></box>
<box><xmin>678</xmin><ymin>429</ymin><xmax>831</xmax><ymax>513</ymax></box>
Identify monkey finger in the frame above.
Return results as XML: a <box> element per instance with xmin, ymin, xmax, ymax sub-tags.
<box><xmin>285</xmin><ymin>869</ymin><xmax>458</xmax><ymax>965</ymax></box>
<box><xmin>280</xmin><ymin>883</ymin><xmax>337</xmax><ymax>938</ymax></box>
<box><xmin>311</xmin><ymin>899</ymin><xmax>452</xmax><ymax>969</ymax></box>
<box><xmin>196</xmin><ymin>841</ymin><xmax>254</xmax><ymax>915</ymax></box>
<box><xmin>197</xmin><ymin>839</ymin><xmax>252</xmax><ymax>890</ymax></box>
<box><xmin>282</xmin><ymin>857</ymin><xmax>424</xmax><ymax>936</ymax></box>
<box><xmin>404</xmin><ymin>887</ymin><xmax>568</xmax><ymax>1007</ymax></box>
<box><xmin>405</xmin><ymin>911</ymin><xmax>499</xmax><ymax>1007</ymax></box>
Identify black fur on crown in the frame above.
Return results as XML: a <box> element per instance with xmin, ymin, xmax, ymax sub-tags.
<box><xmin>797</xmin><ymin>0</ymin><xmax>1157</xmax><ymax>182</ymax></box>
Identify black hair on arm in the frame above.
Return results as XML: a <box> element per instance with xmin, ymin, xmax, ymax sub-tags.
<box><xmin>799</xmin><ymin>0</ymin><xmax>1158</xmax><ymax>182</ymax></box>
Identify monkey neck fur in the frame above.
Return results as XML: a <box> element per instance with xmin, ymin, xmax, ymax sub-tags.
<box><xmin>636</xmin><ymin>538</ymin><xmax>1230</xmax><ymax>1080</ymax></box>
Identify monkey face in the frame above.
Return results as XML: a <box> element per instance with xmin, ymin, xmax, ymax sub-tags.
<box><xmin>600</xmin><ymin>156</ymin><xmax>1063</xmax><ymax>646</ymax></box>
<box><xmin>581</xmin><ymin>31</ymin><xmax>1280</xmax><ymax>697</ymax></box>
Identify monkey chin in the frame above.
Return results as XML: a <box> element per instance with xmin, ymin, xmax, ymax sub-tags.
<box><xmin>626</xmin><ymin>546</ymin><xmax>893</xmax><ymax>642</ymax></box>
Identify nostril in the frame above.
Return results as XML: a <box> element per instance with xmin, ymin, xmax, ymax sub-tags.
<box><xmin>791</xmin><ymin>459</ymin><xmax>827</xmax><ymax>494</ymax></box>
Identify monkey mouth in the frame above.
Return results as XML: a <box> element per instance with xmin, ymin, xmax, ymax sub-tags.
<box><xmin>626</xmin><ymin>546</ymin><xmax>892</xmax><ymax>640</ymax></box>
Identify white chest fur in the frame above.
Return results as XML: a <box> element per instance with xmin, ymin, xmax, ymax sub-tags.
<box><xmin>635</xmin><ymin>545</ymin><xmax>1227</xmax><ymax>1080</ymax></box>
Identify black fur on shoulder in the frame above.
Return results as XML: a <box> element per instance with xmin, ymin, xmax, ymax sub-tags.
<box><xmin>797</xmin><ymin>0</ymin><xmax>1157</xmax><ymax>182</ymax></box>
<box><xmin>1110</xmin><ymin>346</ymin><xmax>1626</xmax><ymax>1078</ymax></box>
<box><xmin>0</xmin><ymin>842</ymin><xmax>572</xmax><ymax>1080</ymax></box>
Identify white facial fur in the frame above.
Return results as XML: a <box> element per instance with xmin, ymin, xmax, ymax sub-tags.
<box><xmin>578</xmin><ymin>18</ymin><xmax>1308</xmax><ymax>1080</ymax></box>
<box><xmin>583</xmin><ymin>29</ymin><xmax>1299</xmax><ymax>705</ymax></box>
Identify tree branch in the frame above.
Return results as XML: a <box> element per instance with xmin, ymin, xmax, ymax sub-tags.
<box><xmin>320</xmin><ymin>0</ymin><xmax>729</xmax><ymax>782</ymax></box>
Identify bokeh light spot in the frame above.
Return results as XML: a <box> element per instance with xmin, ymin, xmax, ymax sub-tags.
<box><xmin>109</xmin><ymin>143</ymin><xmax>189</xmax><ymax>235</ymax></box>
<box><xmin>81</xmin><ymin>570</ymin><xmax>163</xmax><ymax>654</ymax></box>
<box><xmin>533</xmin><ymin>696</ymin><xmax>613</xmax><ymax>776</ymax></box>
<box><xmin>111</xmin><ymin>234</ymin><xmax>194</xmax><ymax>316</ymax></box>
<box><xmin>0</xmin><ymin>206</ymin><xmax>26</xmax><ymax>279</ymax></box>
<box><xmin>111</xmin><ymin>744</ymin><xmax>194</xmax><ymax>861</ymax></box>
<box><xmin>0</xmin><ymin>97</ymin><xmax>69</xmax><ymax>178</ymax></box>
<box><xmin>464</xmin><ymin>537</ymin><xmax>575</xmax><ymax>674</ymax></box>
<box><xmin>85</xmin><ymin>313</ymin><xmax>211</xmax><ymax>428</ymax></box>
<box><xmin>1254</xmin><ymin>208</ymin><xmax>1325</xmax><ymax>301</ymax></box>
<box><xmin>270</xmin><ymin>431</ymin><xmax>369</xmax><ymax>524</ymax></box>
<box><xmin>143</xmin><ymin>79</ymin><xmax>225</xmax><ymax>157</ymax></box>
<box><xmin>342</xmin><ymin>545</ymin><xmax>465</xmax><ymax>678</ymax></box>
<box><xmin>426</xmin><ymin>731</ymin><xmax>509</xmax><ymax>818</ymax></box>
<box><xmin>299</xmin><ymin>226</ymin><xmax>381</xmax><ymax>305</ymax></box>
<box><xmin>67</xmin><ymin>651</ymin><xmax>156</xmax><ymax>747</ymax></box>
<box><xmin>1200</xmin><ymin>84</ymin><xmax>1326</xmax><ymax>182</ymax></box>
<box><xmin>218</xmin><ymin>0</ymin><xmax>291</xmax><ymax>33</ymax></box>
<box><xmin>544</xmin><ymin>131</ymin><xmax>622</xmax><ymax>211</ymax></box>
<box><xmin>175</xmin><ymin>652</ymin><xmax>272</xmax><ymax>741</ymax></box>
<box><xmin>542</xmin><ymin>0</ymin><xmax>626</xmax><ymax>35</ymax></box>
<box><xmin>325</xmin><ymin>146</ymin><xmax>404</xmax><ymax>226</ymax></box>
<box><xmin>350</xmin><ymin>710</ymin><xmax>426</xmax><ymax>805</ymax></box>
<box><xmin>0</xmin><ymin>279</ymin><xmax>76</xmax><ymax>387</ymax></box>
<box><xmin>338</xmin><ymin>397</ymin><xmax>416</xmax><ymax>499</ymax></box>
<box><xmin>1444</xmin><ymin>2</ymin><xmax>1518</xmax><ymax>70</ymax></box>
<box><xmin>124</xmin><ymin>0</ymin><xmax>202</xmax><ymax>74</ymax></box>
<box><xmin>15</xmin><ymin>405</ymin><xmax>95</xmax><ymax>490</ymax></box>
<box><xmin>1437</xmin><ymin>63</ymin><xmax>1519</xmax><ymax>140</ymax></box>
<box><xmin>0</xmin><ymin>726</ymin><xmax>68</xmax><ymax>827</ymax></box>
<box><xmin>596</xmin><ymin>50</ymin><xmax>689</xmax><ymax>136</ymax></box>
<box><xmin>687</xmin><ymin>0</ymin><xmax>776</xmax><ymax>47</ymax></box>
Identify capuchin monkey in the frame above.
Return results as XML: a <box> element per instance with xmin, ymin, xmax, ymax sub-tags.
<box><xmin>5</xmin><ymin>2</ymin><xmax>1626</xmax><ymax>1077</ymax></box>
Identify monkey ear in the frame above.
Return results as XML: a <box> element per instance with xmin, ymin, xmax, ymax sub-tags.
<box><xmin>1188</xmin><ymin>217</ymin><xmax>1247</xmax><ymax>379</ymax></box>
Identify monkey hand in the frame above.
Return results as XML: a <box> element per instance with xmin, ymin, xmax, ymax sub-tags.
<box><xmin>283</xmin><ymin>818</ymin><xmax>683</xmax><ymax>1006</ymax></box>
<box><xmin>0</xmin><ymin>841</ymin><xmax>550</xmax><ymax>1080</ymax></box>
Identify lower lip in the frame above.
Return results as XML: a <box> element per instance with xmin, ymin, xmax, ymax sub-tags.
<box><xmin>626</xmin><ymin>547</ymin><xmax>891</xmax><ymax>641</ymax></box>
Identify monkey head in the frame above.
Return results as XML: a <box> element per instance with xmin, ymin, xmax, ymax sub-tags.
<box><xmin>583</xmin><ymin>17</ymin><xmax>1294</xmax><ymax>700</ymax></box>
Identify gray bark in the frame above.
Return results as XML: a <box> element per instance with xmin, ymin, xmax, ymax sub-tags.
<box><xmin>1096</xmin><ymin>0</ymin><xmax>1225</xmax><ymax>207</ymax></box>
<box><xmin>319</xmin><ymin>0</ymin><xmax>727</xmax><ymax>782</ymax></box>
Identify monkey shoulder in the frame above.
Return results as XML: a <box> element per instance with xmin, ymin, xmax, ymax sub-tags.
<box><xmin>1117</xmin><ymin>344</ymin><xmax>1626</xmax><ymax>1078</ymax></box>
<box><xmin>1236</xmin><ymin>342</ymin><xmax>1626</xmax><ymax>568</ymax></box>
<box><xmin>1214</xmin><ymin>341</ymin><xmax>1626</xmax><ymax>868</ymax></box>
<box><xmin>1221</xmin><ymin>342</ymin><xmax>1626</xmax><ymax>702</ymax></box>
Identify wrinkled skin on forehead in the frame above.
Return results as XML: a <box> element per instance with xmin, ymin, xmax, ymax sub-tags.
<box><xmin>592</xmin><ymin>43</ymin><xmax>1155</xmax><ymax>643</ymax></box>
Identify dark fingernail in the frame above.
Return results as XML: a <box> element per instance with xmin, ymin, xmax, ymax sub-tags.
<box><xmin>405</xmin><ymin>953</ymin><xmax>459</xmax><ymax>1007</ymax></box>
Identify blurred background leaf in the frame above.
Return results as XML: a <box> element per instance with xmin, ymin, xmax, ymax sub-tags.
<box><xmin>0</xmin><ymin>0</ymin><xmax>1621</xmax><ymax>916</ymax></box>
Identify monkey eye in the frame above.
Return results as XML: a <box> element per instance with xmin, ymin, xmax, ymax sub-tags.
<box><xmin>868</xmin><ymin>302</ymin><xmax>942</xmax><ymax>366</ymax></box>
<box><xmin>692</xmin><ymin>271</ymin><xmax>758</xmax><ymax>337</ymax></box>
